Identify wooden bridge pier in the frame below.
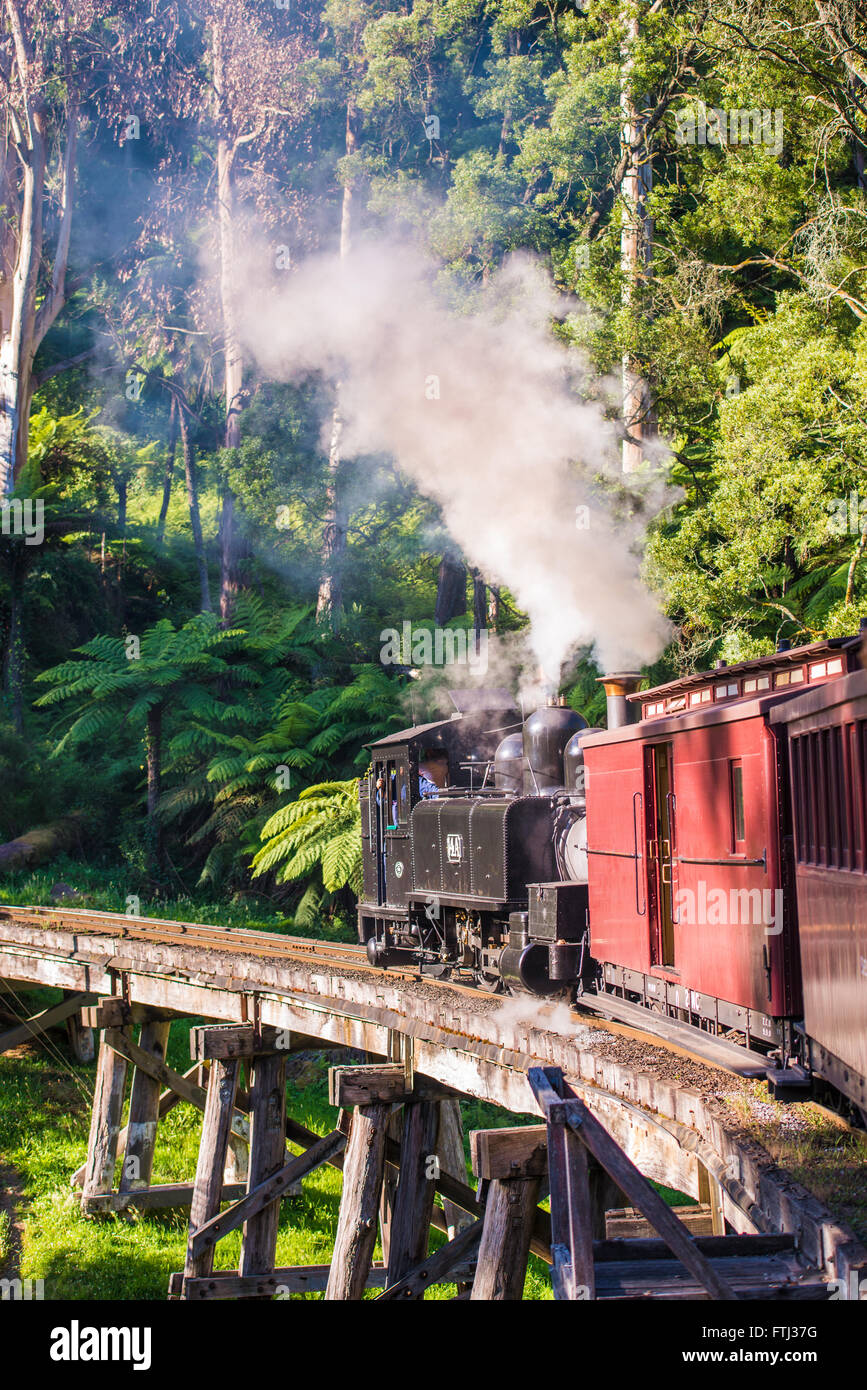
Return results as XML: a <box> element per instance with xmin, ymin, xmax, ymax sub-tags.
<box><xmin>58</xmin><ymin>996</ymin><xmax>855</xmax><ymax>1300</ymax></box>
<box><xmin>165</xmin><ymin>1054</ymin><xmax>832</xmax><ymax>1301</ymax></box>
<box><xmin>75</xmin><ymin>1001</ymin><xmax>244</xmax><ymax>1213</ymax></box>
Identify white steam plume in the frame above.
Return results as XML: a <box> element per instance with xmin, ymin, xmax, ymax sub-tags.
<box><xmin>240</xmin><ymin>242</ymin><xmax>671</xmax><ymax>677</ymax></box>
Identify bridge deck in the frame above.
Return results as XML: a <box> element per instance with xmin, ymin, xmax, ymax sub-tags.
<box><xmin>0</xmin><ymin>902</ymin><xmax>864</xmax><ymax>1292</ymax></box>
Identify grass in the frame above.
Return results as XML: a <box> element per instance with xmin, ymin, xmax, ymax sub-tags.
<box><xmin>0</xmin><ymin>1005</ymin><xmax>556</xmax><ymax>1300</ymax></box>
<box><xmin>721</xmin><ymin>1082</ymin><xmax>867</xmax><ymax>1245</ymax></box>
<box><xmin>0</xmin><ymin>854</ymin><xmax>355</xmax><ymax>941</ymax></box>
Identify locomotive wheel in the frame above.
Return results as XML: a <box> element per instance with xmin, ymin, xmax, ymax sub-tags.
<box><xmin>475</xmin><ymin>969</ymin><xmax>503</xmax><ymax>994</ymax></box>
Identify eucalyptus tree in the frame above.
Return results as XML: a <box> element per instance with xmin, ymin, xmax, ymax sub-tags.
<box><xmin>187</xmin><ymin>0</ymin><xmax>316</xmax><ymax>625</ymax></box>
<box><xmin>0</xmin><ymin>0</ymin><xmax>178</xmax><ymax>494</ymax></box>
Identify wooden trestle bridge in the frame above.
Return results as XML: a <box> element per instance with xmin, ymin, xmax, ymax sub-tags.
<box><xmin>0</xmin><ymin>903</ymin><xmax>865</xmax><ymax>1301</ymax></box>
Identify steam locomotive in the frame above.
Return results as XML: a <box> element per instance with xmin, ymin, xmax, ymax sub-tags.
<box><xmin>357</xmin><ymin>637</ymin><xmax>867</xmax><ymax>1121</ymax></box>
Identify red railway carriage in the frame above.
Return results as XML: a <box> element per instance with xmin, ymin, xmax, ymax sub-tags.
<box><xmin>770</xmin><ymin>668</ymin><xmax>867</xmax><ymax>1118</ymax></box>
<box><xmin>583</xmin><ymin>637</ymin><xmax>862</xmax><ymax>1055</ymax></box>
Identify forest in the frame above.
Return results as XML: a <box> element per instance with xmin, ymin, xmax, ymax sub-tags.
<box><xmin>3</xmin><ymin>0</ymin><xmax>867</xmax><ymax>930</ymax></box>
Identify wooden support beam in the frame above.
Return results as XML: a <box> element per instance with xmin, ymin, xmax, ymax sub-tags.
<box><xmin>104</xmin><ymin>1029</ymin><xmax>247</xmax><ymax>1146</ymax></box>
<box><xmin>471</xmin><ymin>1179</ymin><xmax>541</xmax><ymax>1300</ymax></box>
<box><xmin>698</xmin><ymin>1161</ymin><xmax>726</xmax><ymax>1237</ymax></box>
<box><xmin>329</xmin><ymin>1063</ymin><xmax>409</xmax><ymax>1106</ymax></box>
<box><xmin>119</xmin><ymin>1019</ymin><xmax>172</xmax><ymax>1194</ymax></box>
<box><xmin>378</xmin><ymin>1110</ymin><xmax>402</xmax><ymax>1266</ymax></box>
<box><xmin>86</xmin><ymin>1183</ymin><xmax>247</xmax><ymax>1213</ymax></box>
<box><xmin>64</xmin><ymin>990</ymin><xmax>94</xmax><ymax>1063</ymax></box>
<box><xmin>239</xmin><ymin>1050</ymin><xmax>288</xmax><ymax>1281</ymax></box>
<box><xmin>183</xmin><ymin>1059</ymin><xmax>241</xmax><ymax>1284</ymax></box>
<box><xmin>173</xmin><ymin>1266</ymin><xmax>386</xmax><ymax>1300</ymax></box>
<box><xmin>438</xmin><ymin>1099</ymin><xmax>472</xmax><ymax>1241</ymax></box>
<box><xmin>81</xmin><ymin>1027</ymin><xmax>130</xmax><ymax>1207</ymax></box>
<box><xmin>386</xmin><ymin>1100</ymin><xmax>441</xmax><ymax>1291</ymax></box>
<box><xmin>377</xmin><ymin>1217</ymin><xmax>484</xmax><ymax>1301</ymax></box>
<box><xmin>189</xmin><ymin>1129</ymin><xmax>347</xmax><ymax>1261</ymax></box>
<box><xmin>470</xmin><ymin>1126</ymin><xmax>548</xmax><ymax>1181</ymax></box>
<box><xmin>72</xmin><ymin>1062</ymin><xmax>204</xmax><ymax>1189</ymax></box>
<box><xmin>0</xmin><ymin>991</ymin><xmax>97</xmax><ymax>1053</ymax></box>
<box><xmin>328</xmin><ymin>1063</ymin><xmax>457</xmax><ymax>1108</ymax></box>
<box><xmin>191</xmin><ymin>1022</ymin><xmax>284</xmax><ymax>1060</ymax></box>
<box><xmin>172</xmin><ymin>1257</ymin><xmax>482</xmax><ymax>1301</ymax></box>
<box><xmin>595</xmin><ymin>1233</ymin><xmax>798</xmax><ymax>1263</ymax></box>
<box><xmin>547</xmin><ymin>1119</ymin><xmax>595</xmax><ymax>1300</ymax></box>
<box><xmin>529</xmin><ymin>1067</ymin><xmax>739</xmax><ymax>1302</ymax></box>
<box><xmin>226</xmin><ymin>1123</ymin><xmax>250</xmax><ymax>1185</ymax></box>
<box><xmin>81</xmin><ymin>999</ymin><xmax>179</xmax><ymax>1030</ymax></box>
<box><xmin>325</xmin><ymin>1103</ymin><xmax>390</xmax><ymax>1300</ymax></box>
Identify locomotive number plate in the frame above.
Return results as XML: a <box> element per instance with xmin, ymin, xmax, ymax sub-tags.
<box><xmin>446</xmin><ymin>833</ymin><xmax>465</xmax><ymax>863</ymax></box>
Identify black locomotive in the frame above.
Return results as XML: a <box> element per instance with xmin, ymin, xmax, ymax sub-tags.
<box><xmin>357</xmin><ymin>689</ymin><xmax>600</xmax><ymax>995</ymax></box>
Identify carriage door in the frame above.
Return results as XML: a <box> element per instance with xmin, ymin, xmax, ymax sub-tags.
<box><xmin>646</xmin><ymin>743</ymin><xmax>677</xmax><ymax>968</ymax></box>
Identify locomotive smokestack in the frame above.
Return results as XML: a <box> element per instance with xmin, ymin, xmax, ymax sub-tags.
<box><xmin>597</xmin><ymin>672</ymin><xmax>642</xmax><ymax>729</ymax></box>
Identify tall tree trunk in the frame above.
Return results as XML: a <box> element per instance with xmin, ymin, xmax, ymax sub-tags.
<box><xmin>145</xmin><ymin>702</ymin><xmax>162</xmax><ymax>871</ymax></box>
<box><xmin>213</xmin><ymin>29</ymin><xmax>246</xmax><ymax>628</ymax></box>
<box><xmin>620</xmin><ymin>9</ymin><xmax>654</xmax><ymax>473</ymax></box>
<box><xmin>156</xmin><ymin>397</ymin><xmax>179</xmax><ymax>546</ymax></box>
<box><xmin>316</xmin><ymin>99</ymin><xmax>357</xmax><ymax>630</ymax></box>
<box><xmin>0</xmin><ymin>112</ymin><xmax>44</xmax><ymax>495</ymax></box>
<box><xmin>435</xmin><ymin>549</ymin><xmax>466</xmax><ymax>626</ymax></box>
<box><xmin>487</xmin><ymin>584</ymin><xmax>501</xmax><ymax>633</ymax></box>
<box><xmin>0</xmin><ymin>11</ymin><xmax>77</xmax><ymax>494</ymax></box>
<box><xmin>112</xmin><ymin>470</ymin><xmax>128</xmax><ymax>534</ymax></box>
<box><xmin>3</xmin><ymin>552</ymin><xmax>26</xmax><ymax>735</ymax></box>
<box><xmin>179</xmin><ymin>406</ymin><xmax>212</xmax><ymax>613</ymax></box>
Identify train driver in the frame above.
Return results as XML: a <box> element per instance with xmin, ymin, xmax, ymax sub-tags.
<box><xmin>418</xmin><ymin>763</ymin><xmax>439</xmax><ymax>798</ymax></box>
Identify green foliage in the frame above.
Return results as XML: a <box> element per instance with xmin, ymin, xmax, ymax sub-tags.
<box><xmin>647</xmin><ymin>296</ymin><xmax>867</xmax><ymax>656</ymax></box>
<box><xmin>5</xmin><ymin>0</ymin><xmax>867</xmax><ymax>906</ymax></box>
<box><xmin>253</xmin><ymin>779</ymin><xmax>363</xmax><ymax>895</ymax></box>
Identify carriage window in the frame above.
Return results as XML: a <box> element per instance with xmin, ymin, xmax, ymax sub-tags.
<box><xmin>859</xmin><ymin>722</ymin><xmax>867</xmax><ymax>872</ymax></box>
<box><xmin>730</xmin><ymin>761</ymin><xmax>745</xmax><ymax>848</ymax></box>
<box><xmin>791</xmin><ymin>737</ymin><xmax>807</xmax><ymax>862</ymax></box>
<box><xmin>823</xmin><ymin>726</ymin><xmax>847</xmax><ymax>867</ymax></box>
<box><xmin>396</xmin><ymin>764</ymin><xmax>409</xmax><ymax>824</ymax></box>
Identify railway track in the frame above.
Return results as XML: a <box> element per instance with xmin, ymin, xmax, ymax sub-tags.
<box><xmin>0</xmin><ymin>902</ymin><xmax>781</xmax><ymax>1078</ymax></box>
<box><xmin>0</xmin><ymin>903</ymin><xmax>469</xmax><ymax>991</ymax></box>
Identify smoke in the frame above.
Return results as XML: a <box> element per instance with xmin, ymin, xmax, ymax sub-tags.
<box><xmin>239</xmin><ymin>240</ymin><xmax>671</xmax><ymax>677</ymax></box>
<box><xmin>495</xmin><ymin>993</ymin><xmax>611</xmax><ymax>1049</ymax></box>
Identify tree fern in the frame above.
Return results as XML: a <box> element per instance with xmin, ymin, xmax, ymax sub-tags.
<box><xmin>252</xmin><ymin>780</ymin><xmax>362</xmax><ymax>895</ymax></box>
